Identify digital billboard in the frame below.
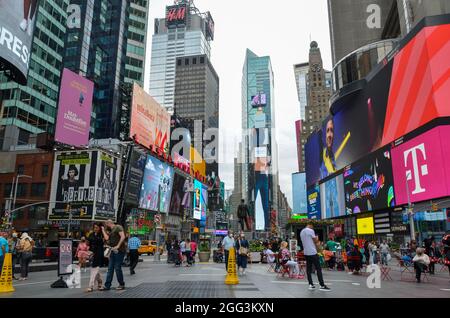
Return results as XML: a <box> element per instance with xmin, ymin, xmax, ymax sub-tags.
<box><xmin>139</xmin><ymin>155</ymin><xmax>174</xmax><ymax>213</ymax></box>
<box><xmin>251</xmin><ymin>94</ymin><xmax>267</xmax><ymax>107</ymax></box>
<box><xmin>130</xmin><ymin>83</ymin><xmax>171</xmax><ymax>154</ymax></box>
<box><xmin>193</xmin><ymin>179</ymin><xmax>202</xmax><ymax>220</ymax></box>
<box><xmin>169</xmin><ymin>173</ymin><xmax>192</xmax><ymax>216</ymax></box>
<box><xmin>205</xmin><ymin>11</ymin><xmax>215</xmax><ymax>40</ymax></box>
<box><xmin>391</xmin><ymin>125</ymin><xmax>450</xmax><ymax>206</ymax></box>
<box><xmin>306</xmin><ymin>23</ymin><xmax>450</xmax><ymax>188</ymax></box>
<box><xmin>54</xmin><ymin>68</ymin><xmax>94</xmax><ymax>147</ymax></box>
<box><xmin>320</xmin><ymin>174</ymin><xmax>345</xmax><ymax>219</ymax></box>
<box><xmin>200</xmin><ymin>184</ymin><xmax>208</xmax><ymax>227</ymax></box>
<box><xmin>307</xmin><ymin>185</ymin><xmax>321</xmax><ymax>220</ymax></box>
<box><xmin>129</xmin><ymin>209</ymin><xmax>154</xmax><ymax>236</ymax></box>
<box><xmin>0</xmin><ymin>0</ymin><xmax>38</xmax><ymax>85</ymax></box>
<box><xmin>166</xmin><ymin>4</ymin><xmax>187</xmax><ymax>27</ymax></box>
<box><xmin>124</xmin><ymin>149</ymin><xmax>146</xmax><ymax>205</ymax></box>
<box><xmin>49</xmin><ymin>150</ymin><xmax>121</xmax><ymax>221</ymax></box>
<box><xmin>357</xmin><ymin>216</ymin><xmax>375</xmax><ymax>235</ymax></box>
<box><xmin>344</xmin><ymin>146</ymin><xmax>396</xmax><ymax>214</ymax></box>
<box><xmin>292</xmin><ymin>173</ymin><xmax>307</xmax><ymax>214</ymax></box>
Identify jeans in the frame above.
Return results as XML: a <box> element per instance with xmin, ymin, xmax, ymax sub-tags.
<box><xmin>224</xmin><ymin>250</ymin><xmax>229</xmax><ymax>271</ymax></box>
<box><xmin>381</xmin><ymin>253</ymin><xmax>388</xmax><ymax>265</ymax></box>
<box><xmin>305</xmin><ymin>254</ymin><xmax>325</xmax><ymax>286</ymax></box>
<box><xmin>237</xmin><ymin>254</ymin><xmax>248</xmax><ymax>269</ymax></box>
<box><xmin>129</xmin><ymin>250</ymin><xmax>139</xmax><ymax>273</ymax></box>
<box><xmin>414</xmin><ymin>262</ymin><xmax>427</xmax><ymax>282</ymax></box>
<box><xmin>20</xmin><ymin>252</ymin><xmax>32</xmax><ymax>278</ymax></box>
<box><xmin>88</xmin><ymin>267</ymin><xmax>102</xmax><ymax>289</ymax></box>
<box><xmin>104</xmin><ymin>252</ymin><xmax>125</xmax><ymax>289</ymax></box>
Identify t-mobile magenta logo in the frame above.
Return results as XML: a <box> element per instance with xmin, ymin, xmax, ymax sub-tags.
<box><xmin>404</xmin><ymin>143</ymin><xmax>428</xmax><ymax>195</ymax></box>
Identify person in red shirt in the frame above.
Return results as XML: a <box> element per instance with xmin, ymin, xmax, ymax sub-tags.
<box><xmin>190</xmin><ymin>240</ymin><xmax>197</xmax><ymax>264</ymax></box>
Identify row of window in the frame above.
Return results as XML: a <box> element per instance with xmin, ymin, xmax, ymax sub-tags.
<box><xmin>2</xmin><ymin>183</ymin><xmax>47</xmax><ymax>198</ymax></box>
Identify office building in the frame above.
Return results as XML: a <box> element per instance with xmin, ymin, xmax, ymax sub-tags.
<box><xmin>149</xmin><ymin>0</ymin><xmax>214</xmax><ymax>112</ymax></box>
<box><xmin>293</xmin><ymin>63</ymin><xmax>309</xmax><ymax>121</ymax></box>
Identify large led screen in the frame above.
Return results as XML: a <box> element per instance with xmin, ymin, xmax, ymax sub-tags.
<box><xmin>193</xmin><ymin>179</ymin><xmax>202</xmax><ymax>220</ymax></box>
<box><xmin>320</xmin><ymin>174</ymin><xmax>345</xmax><ymax>219</ymax></box>
<box><xmin>169</xmin><ymin>173</ymin><xmax>192</xmax><ymax>216</ymax></box>
<box><xmin>139</xmin><ymin>155</ymin><xmax>174</xmax><ymax>213</ymax></box>
<box><xmin>357</xmin><ymin>216</ymin><xmax>375</xmax><ymax>235</ymax></box>
<box><xmin>344</xmin><ymin>146</ymin><xmax>396</xmax><ymax>214</ymax></box>
<box><xmin>307</xmin><ymin>185</ymin><xmax>321</xmax><ymax>220</ymax></box>
<box><xmin>292</xmin><ymin>173</ymin><xmax>307</xmax><ymax>214</ymax></box>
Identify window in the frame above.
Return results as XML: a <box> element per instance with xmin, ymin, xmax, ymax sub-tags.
<box><xmin>3</xmin><ymin>184</ymin><xmax>12</xmax><ymax>198</ymax></box>
<box><xmin>17</xmin><ymin>165</ymin><xmax>24</xmax><ymax>175</ymax></box>
<box><xmin>185</xmin><ymin>59</ymin><xmax>189</xmax><ymax>65</ymax></box>
<box><xmin>42</xmin><ymin>165</ymin><xmax>49</xmax><ymax>177</ymax></box>
<box><xmin>31</xmin><ymin>183</ymin><xmax>46</xmax><ymax>197</ymax></box>
<box><xmin>200</xmin><ymin>57</ymin><xmax>205</xmax><ymax>64</ymax></box>
<box><xmin>16</xmin><ymin>184</ymin><xmax>28</xmax><ymax>197</ymax></box>
<box><xmin>177</xmin><ymin>59</ymin><xmax>181</xmax><ymax>66</ymax></box>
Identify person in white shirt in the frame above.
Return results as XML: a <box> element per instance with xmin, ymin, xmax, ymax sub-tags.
<box><xmin>413</xmin><ymin>247</ymin><xmax>430</xmax><ymax>283</ymax></box>
<box><xmin>222</xmin><ymin>232</ymin><xmax>235</xmax><ymax>271</ymax></box>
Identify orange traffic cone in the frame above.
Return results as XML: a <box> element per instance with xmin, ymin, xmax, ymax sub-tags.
<box><xmin>225</xmin><ymin>247</ymin><xmax>239</xmax><ymax>285</ymax></box>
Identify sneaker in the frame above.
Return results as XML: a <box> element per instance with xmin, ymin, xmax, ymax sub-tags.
<box><xmin>116</xmin><ymin>285</ymin><xmax>125</xmax><ymax>290</ymax></box>
<box><xmin>320</xmin><ymin>285</ymin><xmax>331</xmax><ymax>291</ymax></box>
<box><xmin>308</xmin><ymin>284</ymin><xmax>315</xmax><ymax>290</ymax></box>
<box><xmin>20</xmin><ymin>19</ymin><xmax>27</xmax><ymax>32</ymax></box>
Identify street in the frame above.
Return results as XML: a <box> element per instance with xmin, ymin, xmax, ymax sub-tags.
<box><xmin>2</xmin><ymin>256</ymin><xmax>450</xmax><ymax>298</ymax></box>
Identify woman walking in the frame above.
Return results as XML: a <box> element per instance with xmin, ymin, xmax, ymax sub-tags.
<box><xmin>236</xmin><ymin>233</ymin><xmax>249</xmax><ymax>275</ymax></box>
<box><xmin>86</xmin><ymin>223</ymin><xmax>106</xmax><ymax>292</ymax></box>
<box><xmin>16</xmin><ymin>233</ymin><xmax>34</xmax><ymax>280</ymax></box>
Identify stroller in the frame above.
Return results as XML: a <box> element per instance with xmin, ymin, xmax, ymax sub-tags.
<box><xmin>173</xmin><ymin>248</ymin><xmax>183</xmax><ymax>267</ymax></box>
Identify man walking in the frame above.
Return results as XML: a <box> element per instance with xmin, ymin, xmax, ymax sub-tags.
<box><xmin>222</xmin><ymin>231</ymin><xmax>235</xmax><ymax>271</ymax></box>
<box><xmin>127</xmin><ymin>234</ymin><xmax>141</xmax><ymax>275</ymax></box>
<box><xmin>300</xmin><ymin>222</ymin><xmax>331</xmax><ymax>291</ymax></box>
<box><xmin>101</xmin><ymin>220</ymin><xmax>126</xmax><ymax>291</ymax></box>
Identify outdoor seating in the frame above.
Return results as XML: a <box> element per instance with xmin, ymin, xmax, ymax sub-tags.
<box><xmin>398</xmin><ymin>259</ymin><xmax>415</xmax><ymax>281</ymax></box>
<box><xmin>380</xmin><ymin>264</ymin><xmax>393</xmax><ymax>281</ymax></box>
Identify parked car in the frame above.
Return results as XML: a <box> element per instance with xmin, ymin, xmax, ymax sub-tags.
<box><xmin>138</xmin><ymin>240</ymin><xmax>164</xmax><ymax>256</ymax></box>
<box><xmin>32</xmin><ymin>240</ymin><xmax>80</xmax><ymax>262</ymax></box>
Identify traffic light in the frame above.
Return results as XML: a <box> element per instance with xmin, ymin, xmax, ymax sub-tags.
<box><xmin>431</xmin><ymin>202</ymin><xmax>438</xmax><ymax>212</ymax></box>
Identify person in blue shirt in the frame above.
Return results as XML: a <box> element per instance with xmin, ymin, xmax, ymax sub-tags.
<box><xmin>127</xmin><ymin>235</ymin><xmax>141</xmax><ymax>275</ymax></box>
<box><xmin>0</xmin><ymin>233</ymin><xmax>10</xmax><ymax>276</ymax></box>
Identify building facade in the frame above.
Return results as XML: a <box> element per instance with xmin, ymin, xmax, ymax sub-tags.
<box><xmin>149</xmin><ymin>0</ymin><xmax>214</xmax><ymax>112</ymax></box>
<box><xmin>293</xmin><ymin>63</ymin><xmax>309</xmax><ymax>122</ymax></box>
<box><xmin>0</xmin><ymin>0</ymin><xmax>69</xmax><ymax>150</ymax></box>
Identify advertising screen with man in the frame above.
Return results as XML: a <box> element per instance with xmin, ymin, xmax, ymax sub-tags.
<box><xmin>0</xmin><ymin>0</ymin><xmax>38</xmax><ymax>84</ymax></box>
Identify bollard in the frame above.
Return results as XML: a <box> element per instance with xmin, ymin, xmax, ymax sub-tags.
<box><xmin>225</xmin><ymin>247</ymin><xmax>239</xmax><ymax>285</ymax></box>
<box><xmin>0</xmin><ymin>253</ymin><xmax>14</xmax><ymax>293</ymax></box>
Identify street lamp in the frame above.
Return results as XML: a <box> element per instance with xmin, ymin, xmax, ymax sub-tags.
<box><xmin>7</xmin><ymin>174</ymin><xmax>33</xmax><ymax>226</ymax></box>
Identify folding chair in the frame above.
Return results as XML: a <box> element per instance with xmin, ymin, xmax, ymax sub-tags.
<box><xmin>267</xmin><ymin>257</ymin><xmax>277</xmax><ymax>273</ymax></box>
<box><xmin>380</xmin><ymin>264</ymin><xmax>393</xmax><ymax>281</ymax></box>
<box><xmin>277</xmin><ymin>263</ymin><xmax>291</xmax><ymax>278</ymax></box>
<box><xmin>296</xmin><ymin>252</ymin><xmax>307</xmax><ymax>276</ymax></box>
<box><xmin>398</xmin><ymin>260</ymin><xmax>415</xmax><ymax>281</ymax></box>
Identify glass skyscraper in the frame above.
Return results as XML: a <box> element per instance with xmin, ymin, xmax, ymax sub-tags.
<box><xmin>0</xmin><ymin>0</ymin><xmax>69</xmax><ymax>150</ymax></box>
<box><xmin>149</xmin><ymin>1</ymin><xmax>213</xmax><ymax>112</ymax></box>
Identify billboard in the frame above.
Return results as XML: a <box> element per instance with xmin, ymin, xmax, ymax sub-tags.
<box><xmin>305</xmin><ymin>23</ymin><xmax>450</xmax><ymax>188</ymax></box>
<box><xmin>166</xmin><ymin>4</ymin><xmax>187</xmax><ymax>27</ymax></box>
<box><xmin>124</xmin><ymin>149</ymin><xmax>147</xmax><ymax>205</ymax></box>
<box><xmin>49</xmin><ymin>150</ymin><xmax>121</xmax><ymax>221</ymax></box>
<box><xmin>200</xmin><ymin>184</ymin><xmax>208</xmax><ymax>227</ymax></box>
<box><xmin>307</xmin><ymin>185</ymin><xmax>321</xmax><ymax>220</ymax></box>
<box><xmin>253</xmin><ymin>113</ymin><xmax>266</xmax><ymax>129</ymax></box>
<box><xmin>193</xmin><ymin>179</ymin><xmax>202</xmax><ymax>220</ymax></box>
<box><xmin>391</xmin><ymin>125</ymin><xmax>450</xmax><ymax>206</ymax></box>
<box><xmin>130</xmin><ymin>83</ymin><xmax>171</xmax><ymax>154</ymax></box>
<box><xmin>169</xmin><ymin>173</ymin><xmax>192</xmax><ymax>216</ymax></box>
<box><xmin>205</xmin><ymin>11</ymin><xmax>215</xmax><ymax>40</ymax></box>
<box><xmin>292</xmin><ymin>173</ymin><xmax>307</xmax><ymax>214</ymax></box>
<box><xmin>251</xmin><ymin>94</ymin><xmax>267</xmax><ymax>107</ymax></box>
<box><xmin>344</xmin><ymin>146</ymin><xmax>396</xmax><ymax>214</ymax></box>
<box><xmin>129</xmin><ymin>209</ymin><xmax>154</xmax><ymax>235</ymax></box>
<box><xmin>357</xmin><ymin>215</ymin><xmax>375</xmax><ymax>235</ymax></box>
<box><xmin>54</xmin><ymin>68</ymin><xmax>94</xmax><ymax>147</ymax></box>
<box><xmin>139</xmin><ymin>155</ymin><xmax>174</xmax><ymax>213</ymax></box>
<box><xmin>320</xmin><ymin>174</ymin><xmax>345</xmax><ymax>219</ymax></box>
<box><xmin>0</xmin><ymin>0</ymin><xmax>38</xmax><ymax>85</ymax></box>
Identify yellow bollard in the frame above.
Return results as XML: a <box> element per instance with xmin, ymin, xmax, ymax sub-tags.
<box><xmin>225</xmin><ymin>247</ymin><xmax>239</xmax><ymax>285</ymax></box>
<box><xmin>0</xmin><ymin>253</ymin><xmax>14</xmax><ymax>293</ymax></box>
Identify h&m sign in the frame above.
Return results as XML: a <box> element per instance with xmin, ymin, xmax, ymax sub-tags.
<box><xmin>166</xmin><ymin>5</ymin><xmax>187</xmax><ymax>26</ymax></box>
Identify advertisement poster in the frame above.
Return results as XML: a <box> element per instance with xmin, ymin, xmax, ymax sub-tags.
<box><xmin>320</xmin><ymin>174</ymin><xmax>346</xmax><ymax>219</ymax></box>
<box><xmin>344</xmin><ymin>146</ymin><xmax>396</xmax><ymax>214</ymax></box>
<box><xmin>356</xmin><ymin>215</ymin><xmax>375</xmax><ymax>235</ymax></box>
<box><xmin>169</xmin><ymin>173</ymin><xmax>191</xmax><ymax>216</ymax></box>
<box><xmin>58</xmin><ymin>239</ymin><xmax>73</xmax><ymax>276</ymax></box>
<box><xmin>307</xmin><ymin>185</ymin><xmax>321</xmax><ymax>220</ymax></box>
<box><xmin>129</xmin><ymin>209</ymin><xmax>154</xmax><ymax>235</ymax></box>
<box><xmin>124</xmin><ymin>150</ymin><xmax>147</xmax><ymax>205</ymax></box>
<box><xmin>292</xmin><ymin>173</ymin><xmax>307</xmax><ymax>214</ymax></box>
<box><xmin>193</xmin><ymin>179</ymin><xmax>202</xmax><ymax>220</ymax></box>
<box><xmin>54</xmin><ymin>68</ymin><xmax>94</xmax><ymax>147</ymax></box>
<box><xmin>130</xmin><ymin>83</ymin><xmax>171</xmax><ymax>153</ymax></box>
<box><xmin>200</xmin><ymin>184</ymin><xmax>208</xmax><ymax>227</ymax></box>
<box><xmin>0</xmin><ymin>0</ymin><xmax>38</xmax><ymax>84</ymax></box>
<box><xmin>94</xmin><ymin>152</ymin><xmax>121</xmax><ymax>220</ymax></box>
<box><xmin>139</xmin><ymin>155</ymin><xmax>174</xmax><ymax>213</ymax></box>
<box><xmin>49</xmin><ymin>151</ymin><xmax>98</xmax><ymax>220</ymax></box>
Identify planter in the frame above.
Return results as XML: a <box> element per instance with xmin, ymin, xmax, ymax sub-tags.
<box><xmin>198</xmin><ymin>251</ymin><xmax>211</xmax><ymax>263</ymax></box>
<box><xmin>249</xmin><ymin>252</ymin><xmax>261</xmax><ymax>263</ymax></box>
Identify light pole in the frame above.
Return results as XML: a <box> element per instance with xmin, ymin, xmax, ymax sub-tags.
<box><xmin>406</xmin><ymin>171</ymin><xmax>415</xmax><ymax>242</ymax></box>
<box><xmin>154</xmin><ymin>184</ymin><xmax>161</xmax><ymax>262</ymax></box>
<box><xmin>8</xmin><ymin>174</ymin><xmax>32</xmax><ymax>226</ymax></box>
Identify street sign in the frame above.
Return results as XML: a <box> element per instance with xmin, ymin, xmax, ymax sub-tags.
<box><xmin>58</xmin><ymin>239</ymin><xmax>73</xmax><ymax>276</ymax></box>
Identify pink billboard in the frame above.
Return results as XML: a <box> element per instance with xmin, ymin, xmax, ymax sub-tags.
<box><xmin>55</xmin><ymin>68</ymin><xmax>94</xmax><ymax>146</ymax></box>
<box><xmin>391</xmin><ymin>126</ymin><xmax>450</xmax><ymax>205</ymax></box>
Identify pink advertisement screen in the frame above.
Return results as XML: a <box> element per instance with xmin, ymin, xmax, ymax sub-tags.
<box><xmin>391</xmin><ymin>126</ymin><xmax>450</xmax><ymax>205</ymax></box>
<box><xmin>55</xmin><ymin>68</ymin><xmax>94</xmax><ymax>146</ymax></box>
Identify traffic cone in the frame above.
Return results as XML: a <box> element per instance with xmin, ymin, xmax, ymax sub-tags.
<box><xmin>225</xmin><ymin>247</ymin><xmax>239</xmax><ymax>285</ymax></box>
<box><xmin>0</xmin><ymin>253</ymin><xmax>15</xmax><ymax>293</ymax></box>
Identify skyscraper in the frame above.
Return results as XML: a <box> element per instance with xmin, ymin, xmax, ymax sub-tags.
<box><xmin>174</xmin><ymin>54</ymin><xmax>219</xmax><ymax>177</ymax></box>
<box><xmin>149</xmin><ymin>0</ymin><xmax>214</xmax><ymax>112</ymax></box>
<box><xmin>241</xmin><ymin>49</ymin><xmax>279</xmax><ymax>233</ymax></box>
<box><xmin>0</xmin><ymin>0</ymin><xmax>69</xmax><ymax>151</ymax></box>
<box><xmin>293</xmin><ymin>63</ymin><xmax>309</xmax><ymax>122</ymax></box>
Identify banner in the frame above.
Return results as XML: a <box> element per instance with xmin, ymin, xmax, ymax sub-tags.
<box><xmin>169</xmin><ymin>173</ymin><xmax>190</xmax><ymax>216</ymax></box>
<box><xmin>94</xmin><ymin>152</ymin><xmax>121</xmax><ymax>220</ymax></box>
<box><xmin>0</xmin><ymin>0</ymin><xmax>38</xmax><ymax>84</ymax></box>
<box><xmin>124</xmin><ymin>149</ymin><xmax>146</xmax><ymax>205</ymax></box>
<box><xmin>320</xmin><ymin>174</ymin><xmax>345</xmax><ymax>219</ymax></box>
<box><xmin>54</xmin><ymin>68</ymin><xmax>94</xmax><ymax>147</ymax></box>
<box><xmin>307</xmin><ymin>185</ymin><xmax>321</xmax><ymax>220</ymax></box>
<box><xmin>193</xmin><ymin>179</ymin><xmax>202</xmax><ymax>220</ymax></box>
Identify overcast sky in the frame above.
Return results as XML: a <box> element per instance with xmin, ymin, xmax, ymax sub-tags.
<box><xmin>144</xmin><ymin>0</ymin><xmax>333</xmax><ymax>208</ymax></box>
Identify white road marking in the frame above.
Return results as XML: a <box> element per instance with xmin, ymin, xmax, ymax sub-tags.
<box><xmin>352</xmin><ymin>283</ymin><xmax>361</xmax><ymax>286</ymax></box>
<box><xmin>271</xmin><ymin>281</ymin><xmax>334</xmax><ymax>286</ymax></box>
<box><xmin>179</xmin><ymin>274</ymin><xmax>224</xmax><ymax>276</ymax></box>
<box><xmin>440</xmin><ymin>289</ymin><xmax>450</xmax><ymax>291</ymax></box>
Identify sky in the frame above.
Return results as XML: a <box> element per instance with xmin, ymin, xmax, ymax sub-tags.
<box><xmin>144</xmin><ymin>0</ymin><xmax>333</xmax><ymax>209</ymax></box>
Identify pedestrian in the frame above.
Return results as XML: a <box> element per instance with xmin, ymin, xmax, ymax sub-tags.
<box><xmin>379</xmin><ymin>241</ymin><xmax>390</xmax><ymax>266</ymax></box>
<box><xmin>127</xmin><ymin>234</ymin><xmax>141</xmax><ymax>275</ymax></box>
<box><xmin>16</xmin><ymin>232</ymin><xmax>33</xmax><ymax>280</ymax></box>
<box><xmin>86</xmin><ymin>223</ymin><xmax>106</xmax><ymax>292</ymax></box>
<box><xmin>413</xmin><ymin>247</ymin><xmax>430</xmax><ymax>283</ymax></box>
<box><xmin>190</xmin><ymin>239</ymin><xmax>197</xmax><ymax>264</ymax></box>
<box><xmin>180</xmin><ymin>239</ymin><xmax>187</xmax><ymax>264</ymax></box>
<box><xmin>222</xmin><ymin>231</ymin><xmax>235</xmax><ymax>271</ymax></box>
<box><xmin>8</xmin><ymin>232</ymin><xmax>19</xmax><ymax>279</ymax></box>
<box><xmin>325</xmin><ymin>237</ymin><xmax>338</xmax><ymax>270</ymax></box>
<box><xmin>427</xmin><ymin>241</ymin><xmax>440</xmax><ymax>275</ymax></box>
<box><xmin>0</xmin><ymin>232</ymin><xmax>9</xmax><ymax>276</ymax></box>
<box><xmin>300</xmin><ymin>222</ymin><xmax>331</xmax><ymax>291</ymax></box>
<box><xmin>185</xmin><ymin>239</ymin><xmax>192</xmax><ymax>266</ymax></box>
<box><xmin>76</xmin><ymin>237</ymin><xmax>90</xmax><ymax>272</ymax></box>
<box><xmin>101</xmin><ymin>219</ymin><xmax>126</xmax><ymax>291</ymax></box>
<box><xmin>442</xmin><ymin>233</ymin><xmax>450</xmax><ymax>276</ymax></box>
<box><xmin>236</xmin><ymin>233</ymin><xmax>249</xmax><ymax>275</ymax></box>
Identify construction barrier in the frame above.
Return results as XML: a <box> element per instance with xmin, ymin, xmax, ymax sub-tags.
<box><xmin>0</xmin><ymin>253</ymin><xmax>14</xmax><ymax>293</ymax></box>
<box><xmin>225</xmin><ymin>247</ymin><xmax>239</xmax><ymax>285</ymax></box>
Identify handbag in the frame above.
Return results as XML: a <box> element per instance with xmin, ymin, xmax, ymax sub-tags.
<box><xmin>239</xmin><ymin>241</ymin><xmax>248</xmax><ymax>256</ymax></box>
<box><xmin>104</xmin><ymin>247</ymin><xmax>112</xmax><ymax>259</ymax></box>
